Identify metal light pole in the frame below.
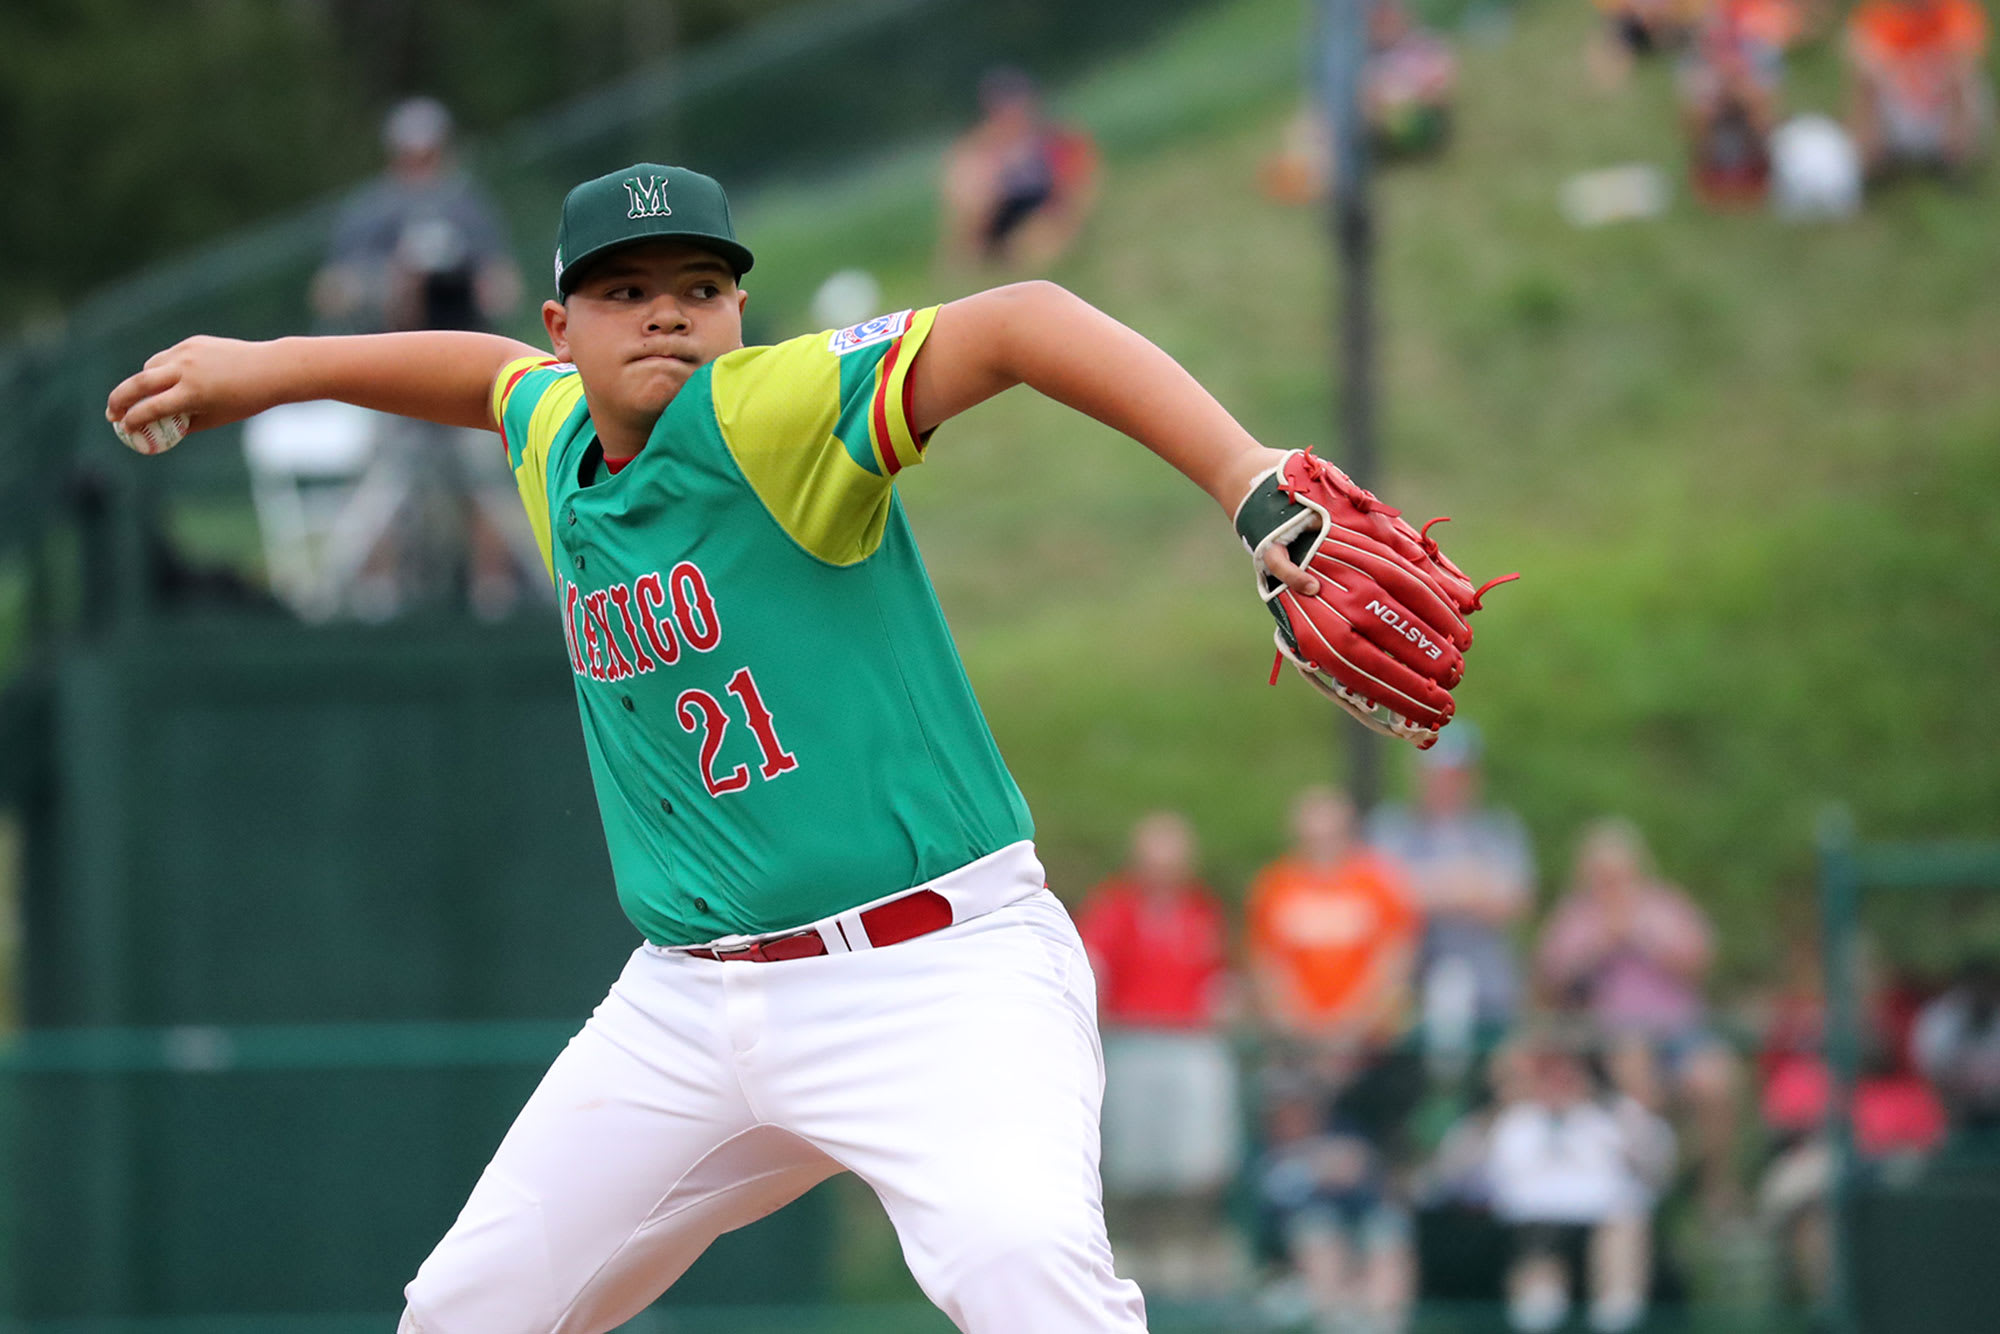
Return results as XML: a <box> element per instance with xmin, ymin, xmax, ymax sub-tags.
<box><xmin>1319</xmin><ymin>0</ymin><xmax>1384</xmax><ymax>811</ymax></box>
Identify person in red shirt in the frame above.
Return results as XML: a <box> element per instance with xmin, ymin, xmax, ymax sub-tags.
<box><xmin>1081</xmin><ymin>812</ymin><xmax>1232</xmax><ymax>1030</ymax></box>
<box><xmin>1076</xmin><ymin>812</ymin><xmax>1239</xmax><ymax>1294</ymax></box>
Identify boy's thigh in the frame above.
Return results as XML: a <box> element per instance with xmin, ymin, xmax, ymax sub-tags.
<box><xmin>404</xmin><ymin>956</ymin><xmax>836</xmax><ymax>1334</ymax></box>
<box><xmin>770</xmin><ymin>894</ymin><xmax>1113</xmax><ymax>1260</ymax></box>
<box><xmin>404</xmin><ymin>1123</ymin><xmax>837</xmax><ymax>1334</ymax></box>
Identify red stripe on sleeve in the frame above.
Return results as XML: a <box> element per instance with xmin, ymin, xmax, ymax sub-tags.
<box><xmin>872</xmin><ymin>336</ymin><xmax>905</xmax><ymax>477</ymax></box>
<box><xmin>498</xmin><ymin>361</ymin><xmax>545</xmax><ymax>409</ymax></box>
<box><xmin>495</xmin><ymin>359</ymin><xmax>557</xmax><ymax>448</ymax></box>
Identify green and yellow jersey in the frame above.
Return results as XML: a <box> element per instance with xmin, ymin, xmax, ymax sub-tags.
<box><xmin>492</xmin><ymin>308</ymin><xmax>1033</xmax><ymax>946</ymax></box>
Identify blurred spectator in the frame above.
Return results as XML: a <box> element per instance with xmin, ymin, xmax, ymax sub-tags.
<box><xmin>1364</xmin><ymin>0</ymin><xmax>1460</xmax><ymax>159</ymax></box>
<box><xmin>1913</xmin><ymin>957</ymin><xmax>2000</xmax><ymax>1140</ymax></box>
<box><xmin>1367</xmin><ymin>724</ymin><xmax>1534</xmax><ymax>1059</ymax></box>
<box><xmin>1737</xmin><ymin>0</ymin><xmax>1833</xmax><ymax>48</ymax></box>
<box><xmin>305</xmin><ymin>97</ymin><xmax>534</xmax><ymax>621</ymax></box>
<box><xmin>1845</xmin><ymin>0</ymin><xmax>1994</xmax><ymax>179</ymax></box>
<box><xmin>1680</xmin><ymin>0</ymin><xmax>1785</xmax><ymax>207</ymax></box>
<box><xmin>1249</xmin><ymin>788</ymin><xmax>1421</xmax><ymax>1047</ymax></box>
<box><xmin>1076</xmin><ymin>812</ymin><xmax>1239</xmax><ymax>1295</ymax></box>
<box><xmin>1259</xmin><ymin>0</ymin><xmax>1458</xmax><ymax>204</ymax></box>
<box><xmin>938</xmin><ymin>68</ymin><xmax>1100</xmax><ymax>272</ymax></box>
<box><xmin>313</xmin><ymin>97</ymin><xmax>521</xmax><ymax>333</ymax></box>
<box><xmin>1255</xmin><ymin>1068</ymin><xmax>1415</xmax><ymax>1334</ymax></box>
<box><xmin>1536</xmin><ymin>819</ymin><xmax>1741</xmax><ymax>1214</ymax></box>
<box><xmin>1486</xmin><ymin>1037</ymin><xmax>1674</xmax><ymax>1334</ymax></box>
<box><xmin>1249</xmin><ymin>788</ymin><xmax>1427</xmax><ymax>1322</ymax></box>
<box><xmin>1587</xmin><ymin>0</ymin><xmax>1704</xmax><ymax>88</ymax></box>
<box><xmin>1406</xmin><ymin>1044</ymin><xmax>1531</xmax><ymax>1306</ymax></box>
<box><xmin>1755</xmin><ymin>936</ymin><xmax>1944</xmax><ymax>1303</ymax></box>
<box><xmin>1419</xmin><ymin>1045</ymin><xmax>1528</xmax><ymax>1211</ymax></box>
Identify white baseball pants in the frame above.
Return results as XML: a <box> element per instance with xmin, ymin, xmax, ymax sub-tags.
<box><xmin>399</xmin><ymin>845</ymin><xmax>1147</xmax><ymax>1333</ymax></box>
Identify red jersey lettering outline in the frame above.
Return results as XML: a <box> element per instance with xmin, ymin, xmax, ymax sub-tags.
<box><xmin>726</xmin><ymin>666</ymin><xmax>799</xmax><ymax>781</ymax></box>
<box><xmin>634</xmin><ymin>572</ymin><xmax>681</xmax><ymax>666</ymax></box>
<box><xmin>606</xmin><ymin>584</ymin><xmax>657</xmax><ymax>674</ymax></box>
<box><xmin>584</xmin><ymin>591</ymin><xmax>636</xmax><ymax>681</ymax></box>
<box><xmin>676</xmin><ymin>688</ymin><xmax>751</xmax><ymax>796</ymax></box>
<box><xmin>578</xmin><ymin>600</ymin><xmax>609</xmax><ymax>681</ymax></box>
<box><xmin>670</xmin><ymin>561</ymin><xmax>722</xmax><ymax>652</ymax></box>
<box><xmin>562</xmin><ymin>563</ymin><xmax>724</xmax><ymax>684</ymax></box>
<box><xmin>560</xmin><ymin>577</ymin><xmax>586</xmax><ymax>675</ymax></box>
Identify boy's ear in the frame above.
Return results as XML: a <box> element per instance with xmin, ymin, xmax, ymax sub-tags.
<box><xmin>737</xmin><ymin>288</ymin><xmax>749</xmax><ymax>317</ymax></box>
<box><xmin>542</xmin><ymin>299</ymin><xmax>571</xmax><ymax>360</ymax></box>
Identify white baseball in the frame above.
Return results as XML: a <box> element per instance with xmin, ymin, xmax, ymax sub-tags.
<box><xmin>114</xmin><ymin>412</ymin><xmax>190</xmax><ymax>456</ymax></box>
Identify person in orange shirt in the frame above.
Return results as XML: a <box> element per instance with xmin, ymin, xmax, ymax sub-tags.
<box><xmin>1248</xmin><ymin>788</ymin><xmax>1422</xmax><ymax>1331</ymax></box>
<box><xmin>1846</xmin><ymin>0</ymin><xmax>1993</xmax><ymax>175</ymax></box>
<box><xmin>1249</xmin><ymin>787</ymin><xmax>1422</xmax><ymax>1046</ymax></box>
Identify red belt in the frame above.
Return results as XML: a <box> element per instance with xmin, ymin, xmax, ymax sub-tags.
<box><xmin>679</xmin><ymin>888</ymin><xmax>954</xmax><ymax>963</ymax></box>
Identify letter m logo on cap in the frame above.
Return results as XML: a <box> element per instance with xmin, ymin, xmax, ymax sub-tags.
<box><xmin>623</xmin><ymin>174</ymin><xmax>673</xmax><ymax>219</ymax></box>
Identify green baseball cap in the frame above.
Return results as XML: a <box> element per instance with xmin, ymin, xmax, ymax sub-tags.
<box><xmin>553</xmin><ymin>163</ymin><xmax>754</xmax><ymax>296</ymax></box>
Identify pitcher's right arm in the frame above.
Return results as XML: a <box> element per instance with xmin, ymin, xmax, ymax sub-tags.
<box><xmin>106</xmin><ymin>331</ymin><xmax>541</xmax><ymax>441</ymax></box>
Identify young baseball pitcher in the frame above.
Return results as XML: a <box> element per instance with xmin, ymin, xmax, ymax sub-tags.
<box><xmin>107</xmin><ymin>164</ymin><xmax>1501</xmax><ymax>1334</ymax></box>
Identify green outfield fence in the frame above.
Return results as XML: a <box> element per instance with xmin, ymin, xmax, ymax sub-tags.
<box><xmin>1816</xmin><ymin>813</ymin><xmax>2000</xmax><ymax>1334</ymax></box>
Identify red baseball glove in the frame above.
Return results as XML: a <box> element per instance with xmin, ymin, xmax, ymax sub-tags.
<box><xmin>1234</xmin><ymin>449</ymin><xmax>1515</xmax><ymax>749</ymax></box>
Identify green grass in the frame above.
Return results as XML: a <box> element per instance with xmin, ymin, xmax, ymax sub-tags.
<box><xmin>735</xmin><ymin>0</ymin><xmax>2000</xmax><ymax>977</ymax></box>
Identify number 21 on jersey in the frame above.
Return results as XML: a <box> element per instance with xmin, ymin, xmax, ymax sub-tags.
<box><xmin>558</xmin><ymin>559</ymin><xmax>800</xmax><ymax>799</ymax></box>
<box><xmin>676</xmin><ymin>667</ymin><xmax>798</xmax><ymax>798</ymax></box>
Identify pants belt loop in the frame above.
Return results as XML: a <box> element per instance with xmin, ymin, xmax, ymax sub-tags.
<box><xmin>833</xmin><ymin>907</ymin><xmax>873</xmax><ymax>952</ymax></box>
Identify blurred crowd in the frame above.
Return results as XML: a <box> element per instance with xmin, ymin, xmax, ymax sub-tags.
<box><xmin>1601</xmin><ymin>0</ymin><xmax>1994</xmax><ymax>211</ymax></box>
<box><xmin>147</xmin><ymin>3</ymin><xmax>2000</xmax><ymax>624</ymax></box>
<box><xmin>1254</xmin><ymin>0</ymin><xmax>1991</xmax><ymax>217</ymax></box>
<box><xmin>1075</xmin><ymin>728</ymin><xmax>2000</xmax><ymax>1332</ymax></box>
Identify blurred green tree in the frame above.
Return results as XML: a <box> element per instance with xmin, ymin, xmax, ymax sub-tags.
<box><xmin>0</xmin><ymin>0</ymin><xmax>806</xmax><ymax>333</ymax></box>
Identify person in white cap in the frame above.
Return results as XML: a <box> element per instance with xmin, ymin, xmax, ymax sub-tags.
<box><xmin>313</xmin><ymin>96</ymin><xmax>522</xmax><ymax>333</ymax></box>
<box><xmin>308</xmin><ymin>97</ymin><xmax>535</xmax><ymax>620</ymax></box>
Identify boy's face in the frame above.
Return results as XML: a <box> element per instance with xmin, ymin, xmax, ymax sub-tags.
<box><xmin>543</xmin><ymin>240</ymin><xmax>748</xmax><ymax>440</ymax></box>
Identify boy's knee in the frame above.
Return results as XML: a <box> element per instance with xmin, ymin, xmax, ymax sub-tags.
<box><xmin>401</xmin><ymin>1175</ymin><xmax>562</xmax><ymax>1334</ymax></box>
<box><xmin>923</xmin><ymin>1186</ymin><xmax>1114</xmax><ymax>1295</ymax></box>
<box><xmin>922</xmin><ymin>1194</ymin><xmax>1145</xmax><ymax>1333</ymax></box>
<box><xmin>954</xmin><ymin>1195</ymin><xmax>1091</xmax><ymax>1271</ymax></box>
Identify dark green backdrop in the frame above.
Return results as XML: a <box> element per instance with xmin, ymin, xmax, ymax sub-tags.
<box><xmin>4</xmin><ymin>622</ymin><xmax>831</xmax><ymax>1321</ymax></box>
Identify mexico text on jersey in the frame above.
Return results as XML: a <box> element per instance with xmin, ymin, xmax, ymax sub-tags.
<box><xmin>490</xmin><ymin>310</ymin><xmax>1034</xmax><ymax>948</ymax></box>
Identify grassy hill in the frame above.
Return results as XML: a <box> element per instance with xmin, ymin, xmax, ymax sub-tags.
<box><xmin>738</xmin><ymin>0</ymin><xmax>2000</xmax><ymax>976</ymax></box>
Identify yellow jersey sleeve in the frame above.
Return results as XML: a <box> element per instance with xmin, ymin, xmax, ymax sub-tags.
<box><xmin>491</xmin><ymin>355</ymin><xmax>588</xmax><ymax>582</ymax></box>
<box><xmin>706</xmin><ymin>306</ymin><xmax>938</xmax><ymax>566</ymax></box>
